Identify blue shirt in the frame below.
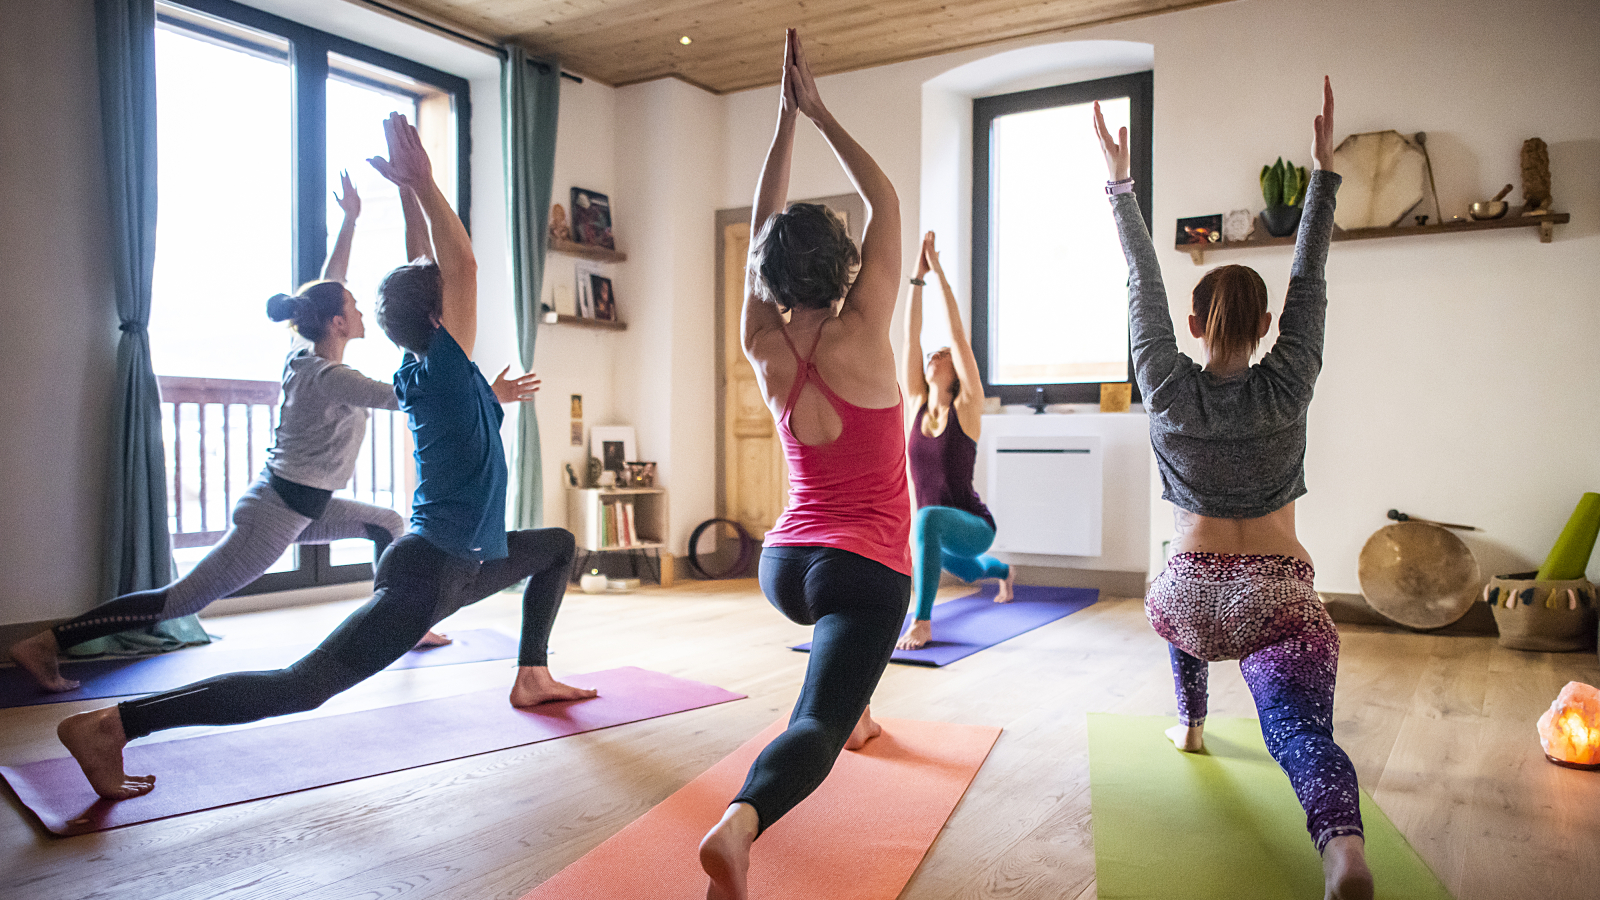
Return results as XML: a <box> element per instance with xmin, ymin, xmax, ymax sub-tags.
<box><xmin>393</xmin><ymin>327</ymin><xmax>508</xmax><ymax>561</ymax></box>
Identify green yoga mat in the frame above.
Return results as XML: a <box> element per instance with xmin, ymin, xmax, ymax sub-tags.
<box><xmin>1088</xmin><ymin>714</ymin><xmax>1452</xmax><ymax>900</ymax></box>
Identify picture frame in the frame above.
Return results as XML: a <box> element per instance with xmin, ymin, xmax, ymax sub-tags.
<box><xmin>589</xmin><ymin>426</ymin><xmax>636</xmax><ymax>476</ymax></box>
<box><xmin>589</xmin><ymin>274</ymin><xmax>616</xmax><ymax>322</ymax></box>
<box><xmin>570</xmin><ymin>187</ymin><xmax>614</xmax><ymax>249</ymax></box>
<box><xmin>1176</xmin><ymin>213</ymin><xmax>1223</xmax><ymax>246</ymax></box>
<box><xmin>574</xmin><ymin>261</ymin><xmax>603</xmax><ymax>317</ymax></box>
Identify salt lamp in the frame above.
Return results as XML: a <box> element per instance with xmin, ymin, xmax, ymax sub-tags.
<box><xmin>1537</xmin><ymin>681</ymin><xmax>1600</xmax><ymax>769</ymax></box>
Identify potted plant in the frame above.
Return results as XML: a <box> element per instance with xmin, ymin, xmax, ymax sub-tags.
<box><xmin>1258</xmin><ymin>157</ymin><xmax>1307</xmax><ymax>237</ymax></box>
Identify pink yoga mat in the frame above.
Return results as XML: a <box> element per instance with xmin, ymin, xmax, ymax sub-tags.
<box><xmin>2</xmin><ymin>666</ymin><xmax>743</xmax><ymax>835</ymax></box>
<box><xmin>521</xmin><ymin>718</ymin><xmax>1002</xmax><ymax>900</ymax></box>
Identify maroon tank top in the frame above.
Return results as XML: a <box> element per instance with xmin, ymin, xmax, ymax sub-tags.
<box><xmin>908</xmin><ymin>403</ymin><xmax>995</xmax><ymax>531</ymax></box>
<box><xmin>761</xmin><ymin>326</ymin><xmax>913</xmax><ymax>576</ymax></box>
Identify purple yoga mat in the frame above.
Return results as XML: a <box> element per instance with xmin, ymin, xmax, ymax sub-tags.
<box><xmin>793</xmin><ymin>584</ymin><xmax>1098</xmax><ymax>667</ymax></box>
<box><xmin>0</xmin><ymin>628</ymin><xmax>521</xmax><ymax>709</ymax></box>
<box><xmin>2</xmin><ymin>666</ymin><xmax>744</xmax><ymax>835</ymax></box>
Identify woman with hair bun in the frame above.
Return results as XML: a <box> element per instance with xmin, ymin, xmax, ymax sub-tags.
<box><xmin>698</xmin><ymin>30</ymin><xmax>909</xmax><ymax>900</ymax></box>
<box><xmin>7</xmin><ymin>172</ymin><xmax>526</xmax><ymax>692</ymax></box>
<box><xmin>1096</xmin><ymin>81</ymin><xmax>1372</xmax><ymax>899</ymax></box>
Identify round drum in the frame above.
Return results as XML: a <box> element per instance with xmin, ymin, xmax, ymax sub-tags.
<box><xmin>1357</xmin><ymin>521</ymin><xmax>1481</xmax><ymax>630</ymax></box>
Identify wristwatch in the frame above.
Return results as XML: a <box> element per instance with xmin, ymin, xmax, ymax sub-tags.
<box><xmin>1105</xmin><ymin>178</ymin><xmax>1135</xmax><ymax>196</ymax></box>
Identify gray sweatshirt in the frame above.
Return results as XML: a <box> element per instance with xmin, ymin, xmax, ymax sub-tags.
<box><xmin>265</xmin><ymin>349</ymin><xmax>401</xmax><ymax>491</ymax></box>
<box><xmin>1111</xmin><ymin>170</ymin><xmax>1341</xmax><ymax>519</ymax></box>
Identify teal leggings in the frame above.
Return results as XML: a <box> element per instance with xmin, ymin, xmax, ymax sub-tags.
<box><xmin>911</xmin><ymin>506</ymin><xmax>1010</xmax><ymax>621</ymax></box>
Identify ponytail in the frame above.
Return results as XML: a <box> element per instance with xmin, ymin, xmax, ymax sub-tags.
<box><xmin>265</xmin><ymin>281</ymin><xmax>347</xmax><ymax>343</ymax></box>
<box><xmin>1192</xmin><ymin>265</ymin><xmax>1268</xmax><ymax>364</ymax></box>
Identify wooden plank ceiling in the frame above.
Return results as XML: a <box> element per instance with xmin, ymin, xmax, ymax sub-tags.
<box><xmin>393</xmin><ymin>0</ymin><xmax>1227</xmax><ymax>93</ymax></box>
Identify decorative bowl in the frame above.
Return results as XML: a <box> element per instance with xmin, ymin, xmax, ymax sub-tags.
<box><xmin>1468</xmin><ymin>200</ymin><xmax>1508</xmax><ymax>220</ymax></box>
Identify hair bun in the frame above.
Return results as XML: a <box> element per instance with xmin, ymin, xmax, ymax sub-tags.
<box><xmin>265</xmin><ymin>293</ymin><xmax>297</xmax><ymax>321</ymax></box>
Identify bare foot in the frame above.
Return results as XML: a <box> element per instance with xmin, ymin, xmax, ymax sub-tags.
<box><xmin>9</xmin><ymin>631</ymin><xmax>79</xmax><ymax>693</ymax></box>
<box><xmin>700</xmin><ymin>802</ymin><xmax>758</xmax><ymax>900</ymax></box>
<box><xmin>995</xmin><ymin>568</ymin><xmax>1016</xmax><ymax>603</ymax></box>
<box><xmin>1322</xmin><ymin>834</ymin><xmax>1374</xmax><ymax>900</ymax></box>
<box><xmin>1166</xmin><ymin>722</ymin><xmax>1205</xmax><ymax>752</ymax></box>
<box><xmin>509</xmin><ymin>666</ymin><xmax>599</xmax><ymax>708</ymax></box>
<box><xmin>57</xmin><ymin>707</ymin><xmax>154</xmax><ymax>800</ymax></box>
<box><xmin>896</xmin><ymin>619</ymin><xmax>932</xmax><ymax>650</ymax></box>
<box><xmin>844</xmin><ymin>705</ymin><xmax>883</xmax><ymax>750</ymax></box>
<box><xmin>413</xmin><ymin>630</ymin><xmax>452</xmax><ymax>649</ymax></box>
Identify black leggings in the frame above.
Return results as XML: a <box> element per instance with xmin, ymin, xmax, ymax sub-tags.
<box><xmin>118</xmin><ymin>529</ymin><xmax>576</xmax><ymax>740</ymax></box>
<box><xmin>734</xmin><ymin>546</ymin><xmax>910</xmax><ymax>833</ymax></box>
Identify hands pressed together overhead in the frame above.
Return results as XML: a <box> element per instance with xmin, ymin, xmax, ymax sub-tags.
<box><xmin>367</xmin><ymin>112</ymin><xmax>433</xmax><ymax>190</ymax></box>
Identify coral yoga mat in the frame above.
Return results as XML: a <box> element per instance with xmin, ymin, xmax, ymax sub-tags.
<box><xmin>1088</xmin><ymin>714</ymin><xmax>1453</xmax><ymax>900</ymax></box>
<box><xmin>2</xmin><ymin>666</ymin><xmax>743</xmax><ymax>835</ymax></box>
<box><xmin>521</xmin><ymin>717</ymin><xmax>1001</xmax><ymax>900</ymax></box>
<box><xmin>793</xmin><ymin>583</ymin><xmax>1098</xmax><ymax>667</ymax></box>
<box><xmin>0</xmin><ymin>628</ymin><xmax>522</xmax><ymax>708</ymax></box>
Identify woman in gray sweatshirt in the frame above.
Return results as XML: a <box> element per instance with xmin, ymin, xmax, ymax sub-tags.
<box><xmin>8</xmin><ymin>174</ymin><xmax>532</xmax><ymax>693</ymax></box>
<box><xmin>1096</xmin><ymin>81</ymin><xmax>1372</xmax><ymax>900</ymax></box>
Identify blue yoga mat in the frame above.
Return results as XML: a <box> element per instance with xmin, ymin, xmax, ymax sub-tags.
<box><xmin>0</xmin><ymin>628</ymin><xmax>520</xmax><ymax>708</ymax></box>
<box><xmin>792</xmin><ymin>584</ymin><xmax>1098</xmax><ymax>667</ymax></box>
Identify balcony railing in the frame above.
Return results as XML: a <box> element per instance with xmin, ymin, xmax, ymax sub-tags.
<box><xmin>159</xmin><ymin>375</ymin><xmax>410</xmax><ymax>549</ymax></box>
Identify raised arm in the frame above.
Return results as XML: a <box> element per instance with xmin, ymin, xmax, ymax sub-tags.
<box><xmin>322</xmin><ymin>171</ymin><xmax>360</xmax><ymax>283</ymax></box>
<box><xmin>902</xmin><ymin>233</ymin><xmax>930</xmax><ymax>406</ymax></box>
<box><xmin>927</xmin><ymin>235</ymin><xmax>984</xmax><ymax>408</ymax></box>
<box><xmin>370</xmin><ymin>112</ymin><xmax>478</xmax><ymax>357</ymax></box>
<box><xmin>1261</xmin><ymin>78</ymin><xmax>1340</xmax><ymax>398</ymax></box>
<box><xmin>789</xmin><ymin>31</ymin><xmax>900</xmax><ymax>327</ymax></box>
<box><xmin>740</xmin><ymin>32</ymin><xmax>799</xmax><ymax>355</ymax></box>
<box><xmin>399</xmin><ymin>185</ymin><xmax>433</xmax><ymax>262</ymax></box>
<box><xmin>1094</xmin><ymin>101</ymin><xmax>1182</xmax><ymax>401</ymax></box>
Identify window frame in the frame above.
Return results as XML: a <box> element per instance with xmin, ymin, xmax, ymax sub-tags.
<box><xmin>156</xmin><ymin>0</ymin><xmax>471</xmax><ymax>595</ymax></box>
<box><xmin>971</xmin><ymin>70</ymin><xmax>1153</xmax><ymax>406</ymax></box>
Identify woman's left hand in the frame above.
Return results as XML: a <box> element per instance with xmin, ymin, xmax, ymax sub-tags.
<box><xmin>1311</xmin><ymin>76</ymin><xmax>1335</xmax><ymax>171</ymax></box>
<box><xmin>916</xmin><ymin>231</ymin><xmax>936</xmax><ymax>279</ymax></box>
<box><xmin>333</xmin><ymin>170</ymin><xmax>361</xmax><ymax>218</ymax></box>
<box><xmin>1092</xmin><ymin>101</ymin><xmax>1131</xmax><ymax>183</ymax></box>
<box><xmin>491</xmin><ymin>366</ymin><xmax>541</xmax><ymax>403</ymax></box>
<box><xmin>787</xmin><ymin>30</ymin><xmax>829</xmax><ymax>122</ymax></box>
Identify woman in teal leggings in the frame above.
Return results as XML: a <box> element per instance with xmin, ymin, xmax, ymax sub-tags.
<box><xmin>897</xmin><ymin>231</ymin><xmax>1013</xmax><ymax>651</ymax></box>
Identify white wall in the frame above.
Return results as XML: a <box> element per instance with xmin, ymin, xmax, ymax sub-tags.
<box><xmin>613</xmin><ymin>78</ymin><xmax>726</xmax><ymax>553</ymax></box>
<box><xmin>0</xmin><ymin>0</ymin><xmax>118</xmax><ymax>624</ymax></box>
<box><xmin>716</xmin><ymin>0</ymin><xmax>1600</xmax><ymax>594</ymax></box>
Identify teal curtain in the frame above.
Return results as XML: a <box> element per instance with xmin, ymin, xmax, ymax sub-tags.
<box><xmin>502</xmin><ymin>47</ymin><xmax>561</xmax><ymax>529</ymax></box>
<box><xmin>89</xmin><ymin>0</ymin><xmax>205</xmax><ymax>655</ymax></box>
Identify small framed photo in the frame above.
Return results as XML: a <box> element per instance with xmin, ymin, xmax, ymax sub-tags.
<box><xmin>570</xmin><ymin>187</ymin><xmax>614</xmax><ymax>249</ymax></box>
<box><xmin>1176</xmin><ymin>214</ymin><xmax>1223</xmax><ymax>246</ymax></box>
<box><xmin>589</xmin><ymin>274</ymin><xmax>616</xmax><ymax>322</ymax></box>
<box><xmin>574</xmin><ymin>261</ymin><xmax>602</xmax><ymax>317</ymax></box>
<box><xmin>570</xmin><ymin>394</ymin><xmax>583</xmax><ymax>420</ymax></box>
<box><xmin>589</xmin><ymin>426</ymin><xmax>636</xmax><ymax>476</ymax></box>
<box><xmin>570</xmin><ymin>421</ymin><xmax>584</xmax><ymax>447</ymax></box>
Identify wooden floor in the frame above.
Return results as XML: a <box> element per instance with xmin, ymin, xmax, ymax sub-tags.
<box><xmin>3</xmin><ymin>580</ymin><xmax>1598</xmax><ymax>899</ymax></box>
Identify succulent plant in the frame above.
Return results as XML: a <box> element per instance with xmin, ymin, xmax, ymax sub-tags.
<box><xmin>1260</xmin><ymin>157</ymin><xmax>1308</xmax><ymax>208</ymax></box>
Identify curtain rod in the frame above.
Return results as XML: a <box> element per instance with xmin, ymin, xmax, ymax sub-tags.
<box><xmin>356</xmin><ymin>0</ymin><xmax>583</xmax><ymax>83</ymax></box>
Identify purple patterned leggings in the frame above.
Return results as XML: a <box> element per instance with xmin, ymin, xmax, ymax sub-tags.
<box><xmin>1145</xmin><ymin>552</ymin><xmax>1363</xmax><ymax>853</ymax></box>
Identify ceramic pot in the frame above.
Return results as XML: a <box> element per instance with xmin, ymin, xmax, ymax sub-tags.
<box><xmin>1485</xmin><ymin>572</ymin><xmax>1598</xmax><ymax>652</ymax></box>
<box><xmin>1258</xmin><ymin>204</ymin><xmax>1303</xmax><ymax>237</ymax></box>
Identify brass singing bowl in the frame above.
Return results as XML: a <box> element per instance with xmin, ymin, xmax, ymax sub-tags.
<box><xmin>1468</xmin><ymin>200</ymin><xmax>1508</xmax><ymax>220</ymax></box>
<box><xmin>1357</xmin><ymin>522</ymin><xmax>1481</xmax><ymax>630</ymax></box>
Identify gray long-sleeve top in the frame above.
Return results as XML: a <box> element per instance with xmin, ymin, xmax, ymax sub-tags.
<box><xmin>1111</xmin><ymin>170</ymin><xmax>1341</xmax><ymax>519</ymax></box>
<box><xmin>265</xmin><ymin>349</ymin><xmax>401</xmax><ymax>491</ymax></box>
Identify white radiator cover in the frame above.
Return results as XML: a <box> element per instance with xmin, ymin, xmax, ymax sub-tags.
<box><xmin>987</xmin><ymin>434</ymin><xmax>1102</xmax><ymax>556</ymax></box>
<box><xmin>976</xmin><ymin>412</ymin><xmax>1152</xmax><ymax>574</ymax></box>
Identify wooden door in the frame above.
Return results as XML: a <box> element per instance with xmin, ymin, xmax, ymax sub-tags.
<box><xmin>720</xmin><ymin>220</ymin><xmax>788</xmax><ymax>538</ymax></box>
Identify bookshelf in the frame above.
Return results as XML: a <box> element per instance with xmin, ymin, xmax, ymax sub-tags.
<box><xmin>567</xmin><ymin>487</ymin><xmax>667</xmax><ymax>583</ymax></box>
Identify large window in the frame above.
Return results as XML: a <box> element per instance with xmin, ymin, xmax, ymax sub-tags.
<box><xmin>972</xmin><ymin>71</ymin><xmax>1152</xmax><ymax>405</ymax></box>
<box><xmin>151</xmin><ymin>0</ymin><xmax>469</xmax><ymax>594</ymax></box>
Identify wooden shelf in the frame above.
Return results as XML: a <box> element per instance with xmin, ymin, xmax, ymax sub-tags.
<box><xmin>1178</xmin><ymin>212</ymin><xmax>1569</xmax><ymax>264</ymax></box>
<box><xmin>549</xmin><ymin>237</ymin><xmax>626</xmax><ymax>263</ymax></box>
<box><xmin>550</xmin><ymin>313</ymin><xmax>625</xmax><ymax>331</ymax></box>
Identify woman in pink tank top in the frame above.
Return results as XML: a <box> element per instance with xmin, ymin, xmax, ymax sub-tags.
<box><xmin>698</xmin><ymin>31</ymin><xmax>912</xmax><ymax>900</ymax></box>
